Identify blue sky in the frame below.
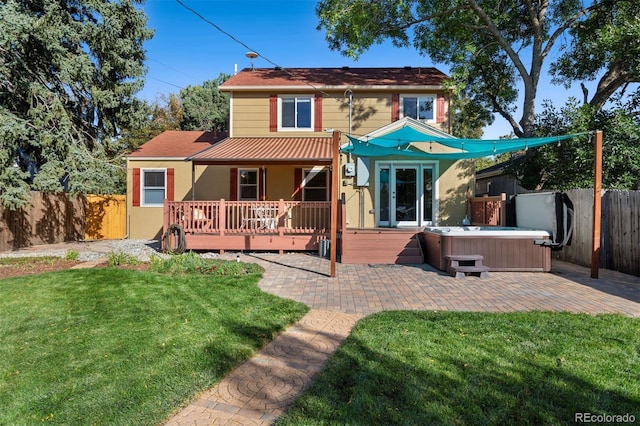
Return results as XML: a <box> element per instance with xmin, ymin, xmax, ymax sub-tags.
<box><xmin>140</xmin><ymin>0</ymin><xmax>586</xmax><ymax>139</ymax></box>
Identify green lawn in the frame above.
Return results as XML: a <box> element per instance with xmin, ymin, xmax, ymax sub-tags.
<box><xmin>0</xmin><ymin>263</ymin><xmax>308</xmax><ymax>425</ymax></box>
<box><xmin>278</xmin><ymin>311</ymin><xmax>640</xmax><ymax>426</ymax></box>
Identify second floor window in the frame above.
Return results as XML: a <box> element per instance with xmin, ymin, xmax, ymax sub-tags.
<box><xmin>401</xmin><ymin>96</ymin><xmax>435</xmax><ymax>122</ymax></box>
<box><xmin>280</xmin><ymin>96</ymin><xmax>312</xmax><ymax>130</ymax></box>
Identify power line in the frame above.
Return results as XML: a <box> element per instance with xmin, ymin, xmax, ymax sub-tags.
<box><xmin>146</xmin><ymin>75</ymin><xmax>185</xmax><ymax>90</ymax></box>
<box><xmin>174</xmin><ymin>0</ymin><xmax>345</xmax><ymax>103</ymax></box>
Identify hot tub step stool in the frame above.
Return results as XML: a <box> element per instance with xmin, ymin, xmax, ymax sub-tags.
<box><xmin>445</xmin><ymin>255</ymin><xmax>490</xmax><ymax>278</ymax></box>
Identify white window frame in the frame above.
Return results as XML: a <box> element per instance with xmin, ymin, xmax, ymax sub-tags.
<box><xmin>238</xmin><ymin>168</ymin><xmax>259</xmax><ymax>201</ymax></box>
<box><xmin>400</xmin><ymin>95</ymin><xmax>436</xmax><ymax>123</ymax></box>
<box><xmin>278</xmin><ymin>95</ymin><xmax>314</xmax><ymax>131</ymax></box>
<box><xmin>141</xmin><ymin>168</ymin><xmax>166</xmax><ymax>207</ymax></box>
<box><xmin>302</xmin><ymin>167</ymin><xmax>329</xmax><ymax>201</ymax></box>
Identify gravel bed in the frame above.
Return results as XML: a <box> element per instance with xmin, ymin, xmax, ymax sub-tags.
<box><xmin>0</xmin><ymin>239</ymin><xmax>168</xmax><ymax>262</ymax></box>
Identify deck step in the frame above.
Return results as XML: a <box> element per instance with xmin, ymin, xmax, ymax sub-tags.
<box><xmin>445</xmin><ymin>254</ymin><xmax>490</xmax><ymax>278</ymax></box>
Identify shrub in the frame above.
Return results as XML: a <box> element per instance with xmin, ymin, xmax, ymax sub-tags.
<box><xmin>148</xmin><ymin>252</ymin><xmax>263</xmax><ymax>276</ymax></box>
<box><xmin>64</xmin><ymin>249</ymin><xmax>80</xmax><ymax>261</ymax></box>
<box><xmin>107</xmin><ymin>251</ymin><xmax>140</xmax><ymax>267</ymax></box>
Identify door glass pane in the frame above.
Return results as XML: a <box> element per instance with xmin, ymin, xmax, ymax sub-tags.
<box><xmin>379</xmin><ymin>168</ymin><xmax>389</xmax><ymax>222</ymax></box>
<box><xmin>395</xmin><ymin>168</ymin><xmax>416</xmax><ymax>221</ymax></box>
<box><xmin>423</xmin><ymin>168</ymin><xmax>433</xmax><ymax>222</ymax></box>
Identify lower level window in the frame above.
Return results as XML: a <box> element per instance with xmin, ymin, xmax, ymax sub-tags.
<box><xmin>303</xmin><ymin>168</ymin><xmax>328</xmax><ymax>201</ymax></box>
<box><xmin>142</xmin><ymin>169</ymin><xmax>166</xmax><ymax>206</ymax></box>
<box><xmin>239</xmin><ymin>169</ymin><xmax>258</xmax><ymax>200</ymax></box>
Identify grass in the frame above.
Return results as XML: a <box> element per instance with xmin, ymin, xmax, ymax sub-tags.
<box><xmin>278</xmin><ymin>311</ymin><xmax>640</xmax><ymax>426</ymax></box>
<box><xmin>148</xmin><ymin>251</ymin><xmax>263</xmax><ymax>276</ymax></box>
<box><xmin>0</xmin><ymin>260</ymin><xmax>308</xmax><ymax>425</ymax></box>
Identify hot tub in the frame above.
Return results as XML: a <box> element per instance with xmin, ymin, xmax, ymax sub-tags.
<box><xmin>422</xmin><ymin>226</ymin><xmax>552</xmax><ymax>272</ymax></box>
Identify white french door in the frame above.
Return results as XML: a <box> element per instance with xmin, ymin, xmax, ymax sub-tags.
<box><xmin>377</xmin><ymin>163</ymin><xmax>435</xmax><ymax>227</ymax></box>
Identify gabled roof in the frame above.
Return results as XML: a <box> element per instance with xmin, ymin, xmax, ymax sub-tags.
<box><xmin>128</xmin><ymin>131</ymin><xmax>226</xmax><ymax>159</ymax></box>
<box><xmin>189</xmin><ymin>137</ymin><xmax>333</xmax><ymax>165</ymax></box>
<box><xmin>220</xmin><ymin>67</ymin><xmax>448</xmax><ymax>91</ymax></box>
<box><xmin>360</xmin><ymin>117</ymin><xmax>455</xmax><ymax>141</ymax></box>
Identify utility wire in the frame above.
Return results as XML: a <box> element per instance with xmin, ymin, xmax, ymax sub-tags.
<box><xmin>174</xmin><ymin>0</ymin><xmax>346</xmax><ymax>103</ymax></box>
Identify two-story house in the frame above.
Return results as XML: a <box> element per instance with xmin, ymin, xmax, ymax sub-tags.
<box><xmin>126</xmin><ymin>67</ymin><xmax>474</xmax><ymax>263</ymax></box>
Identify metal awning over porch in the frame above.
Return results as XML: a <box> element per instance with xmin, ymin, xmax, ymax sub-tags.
<box><xmin>188</xmin><ymin>137</ymin><xmax>333</xmax><ymax>165</ymax></box>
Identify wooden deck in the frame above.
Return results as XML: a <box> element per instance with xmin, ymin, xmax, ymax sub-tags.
<box><xmin>163</xmin><ymin>199</ymin><xmax>332</xmax><ymax>253</ymax></box>
<box><xmin>162</xmin><ymin>200</ymin><xmax>426</xmax><ymax>264</ymax></box>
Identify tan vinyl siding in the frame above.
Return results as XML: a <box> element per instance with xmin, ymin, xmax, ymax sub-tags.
<box><xmin>231</xmin><ymin>90</ymin><xmax>449</xmax><ymax>138</ymax></box>
<box><xmin>231</xmin><ymin>93</ymin><xmax>270</xmax><ymax>137</ymax></box>
<box><xmin>127</xmin><ymin>159</ymin><xmax>199</xmax><ymax>239</ymax></box>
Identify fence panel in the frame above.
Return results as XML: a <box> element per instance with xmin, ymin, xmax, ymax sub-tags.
<box><xmin>84</xmin><ymin>195</ymin><xmax>126</xmax><ymax>240</ymax></box>
<box><xmin>0</xmin><ymin>192</ymin><xmax>85</xmax><ymax>252</ymax></box>
<box><xmin>554</xmin><ymin>189</ymin><xmax>593</xmax><ymax>267</ymax></box>
<box><xmin>552</xmin><ymin>189</ymin><xmax>640</xmax><ymax>277</ymax></box>
<box><xmin>607</xmin><ymin>190</ymin><xmax>640</xmax><ymax>276</ymax></box>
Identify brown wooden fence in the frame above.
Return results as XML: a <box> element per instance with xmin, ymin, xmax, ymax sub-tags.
<box><xmin>555</xmin><ymin>189</ymin><xmax>640</xmax><ymax>277</ymax></box>
<box><xmin>0</xmin><ymin>192</ymin><xmax>126</xmax><ymax>252</ymax></box>
<box><xmin>469</xmin><ymin>189</ymin><xmax>640</xmax><ymax>277</ymax></box>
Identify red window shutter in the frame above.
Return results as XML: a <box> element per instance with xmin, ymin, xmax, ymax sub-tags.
<box><xmin>132</xmin><ymin>168</ymin><xmax>140</xmax><ymax>206</ymax></box>
<box><xmin>436</xmin><ymin>94</ymin><xmax>446</xmax><ymax>123</ymax></box>
<box><xmin>314</xmin><ymin>94</ymin><xmax>323</xmax><ymax>132</ymax></box>
<box><xmin>259</xmin><ymin>167</ymin><xmax>267</xmax><ymax>200</ymax></box>
<box><xmin>269</xmin><ymin>94</ymin><xmax>278</xmax><ymax>132</ymax></box>
<box><xmin>293</xmin><ymin>168</ymin><xmax>302</xmax><ymax>201</ymax></box>
<box><xmin>391</xmin><ymin>93</ymin><xmax>400</xmax><ymax>121</ymax></box>
<box><xmin>166</xmin><ymin>168</ymin><xmax>175</xmax><ymax>201</ymax></box>
<box><xmin>229</xmin><ymin>168</ymin><xmax>238</xmax><ymax>201</ymax></box>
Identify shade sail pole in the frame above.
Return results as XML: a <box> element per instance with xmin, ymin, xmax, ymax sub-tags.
<box><xmin>590</xmin><ymin>130</ymin><xmax>603</xmax><ymax>279</ymax></box>
<box><xmin>330</xmin><ymin>130</ymin><xmax>341</xmax><ymax>278</ymax></box>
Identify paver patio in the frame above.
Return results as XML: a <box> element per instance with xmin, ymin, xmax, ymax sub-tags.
<box><xmin>165</xmin><ymin>254</ymin><xmax>639</xmax><ymax>425</ymax></box>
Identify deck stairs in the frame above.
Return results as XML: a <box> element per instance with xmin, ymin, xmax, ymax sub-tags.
<box><xmin>340</xmin><ymin>229</ymin><xmax>424</xmax><ymax>264</ymax></box>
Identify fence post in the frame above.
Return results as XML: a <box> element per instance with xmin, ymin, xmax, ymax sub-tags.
<box><xmin>591</xmin><ymin>130</ymin><xmax>603</xmax><ymax>279</ymax></box>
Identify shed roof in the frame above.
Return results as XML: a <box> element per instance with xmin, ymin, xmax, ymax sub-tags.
<box><xmin>128</xmin><ymin>131</ymin><xmax>226</xmax><ymax>158</ymax></box>
<box><xmin>189</xmin><ymin>137</ymin><xmax>333</xmax><ymax>164</ymax></box>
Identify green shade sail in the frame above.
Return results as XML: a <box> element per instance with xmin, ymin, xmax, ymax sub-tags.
<box><xmin>343</xmin><ymin>128</ymin><xmax>589</xmax><ymax>160</ymax></box>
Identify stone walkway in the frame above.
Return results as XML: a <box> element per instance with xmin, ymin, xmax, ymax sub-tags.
<box><xmin>164</xmin><ymin>253</ymin><xmax>640</xmax><ymax>425</ymax></box>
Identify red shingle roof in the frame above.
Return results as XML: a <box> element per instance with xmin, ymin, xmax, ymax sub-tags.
<box><xmin>128</xmin><ymin>131</ymin><xmax>226</xmax><ymax>158</ymax></box>
<box><xmin>221</xmin><ymin>67</ymin><xmax>448</xmax><ymax>90</ymax></box>
<box><xmin>189</xmin><ymin>137</ymin><xmax>333</xmax><ymax>164</ymax></box>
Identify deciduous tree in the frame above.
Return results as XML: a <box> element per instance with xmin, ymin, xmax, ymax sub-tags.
<box><xmin>316</xmin><ymin>0</ymin><xmax>640</xmax><ymax>138</ymax></box>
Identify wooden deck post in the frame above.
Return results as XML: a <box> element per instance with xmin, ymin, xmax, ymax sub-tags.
<box><xmin>219</xmin><ymin>199</ymin><xmax>226</xmax><ymax>237</ymax></box>
<box><xmin>330</xmin><ymin>130</ymin><xmax>340</xmax><ymax>278</ymax></box>
<box><xmin>162</xmin><ymin>199</ymin><xmax>169</xmax><ymax>252</ymax></box>
<box><xmin>591</xmin><ymin>130</ymin><xmax>603</xmax><ymax>279</ymax></box>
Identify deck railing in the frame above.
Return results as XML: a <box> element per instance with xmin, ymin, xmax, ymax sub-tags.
<box><xmin>164</xmin><ymin>199</ymin><xmax>331</xmax><ymax>235</ymax></box>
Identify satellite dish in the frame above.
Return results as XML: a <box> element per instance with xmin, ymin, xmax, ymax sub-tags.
<box><xmin>245</xmin><ymin>52</ymin><xmax>258</xmax><ymax>70</ymax></box>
